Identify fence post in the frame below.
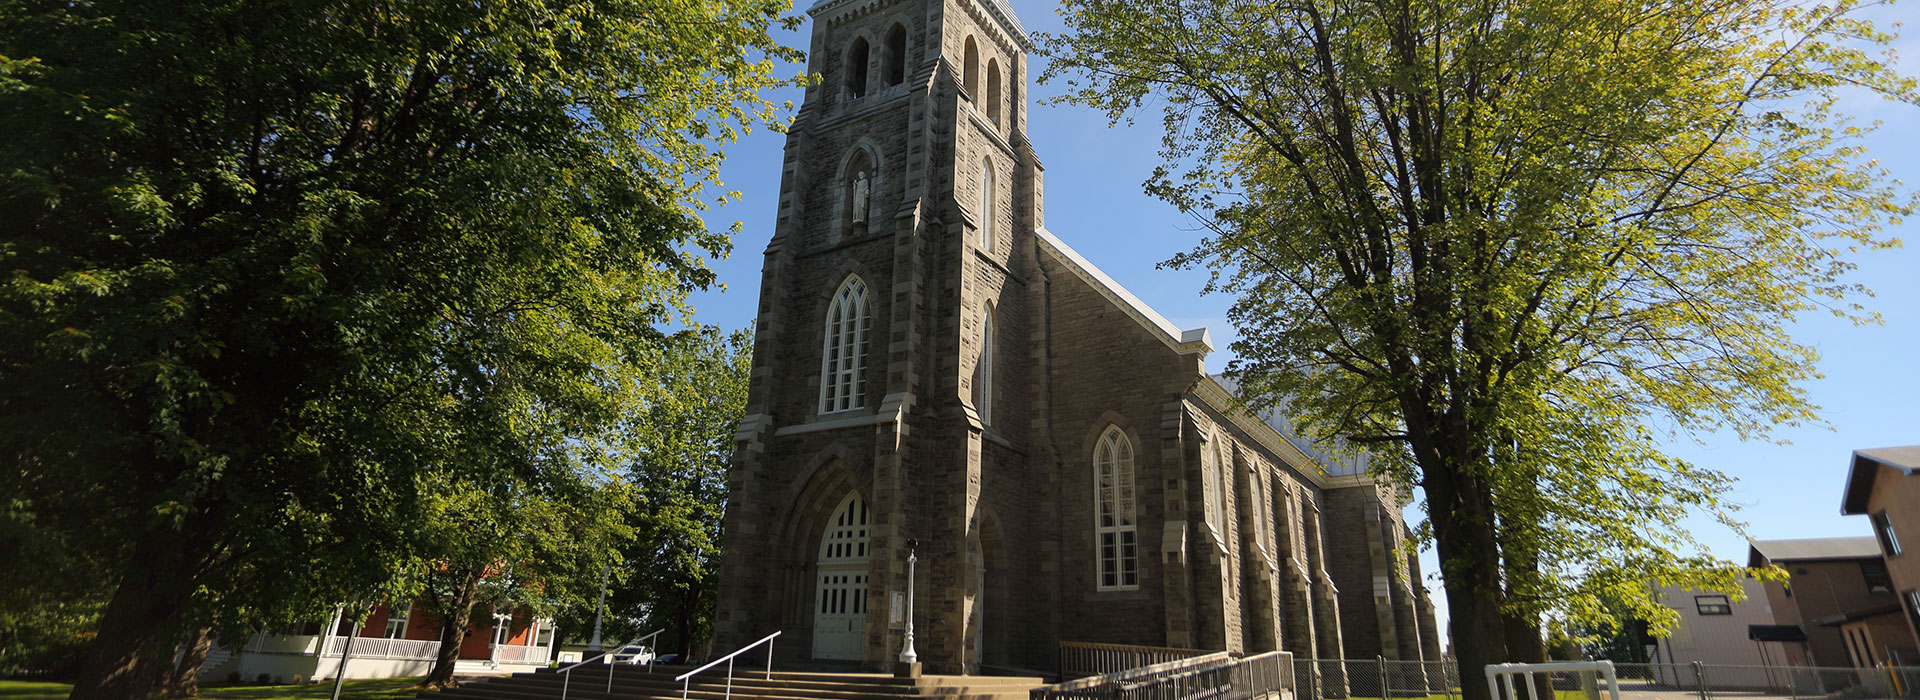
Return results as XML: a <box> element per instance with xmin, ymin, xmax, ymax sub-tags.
<box><xmin>1378</xmin><ymin>656</ymin><xmax>1387</xmax><ymax>700</ymax></box>
<box><xmin>1691</xmin><ymin>661</ymin><xmax>1709</xmax><ymax>700</ymax></box>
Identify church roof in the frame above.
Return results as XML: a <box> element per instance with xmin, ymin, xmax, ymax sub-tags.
<box><xmin>1034</xmin><ymin>227</ymin><xmax>1211</xmax><ymax>354</ymax></box>
<box><xmin>978</xmin><ymin>0</ymin><xmax>1029</xmax><ymax>46</ymax></box>
<box><xmin>1209</xmin><ymin>375</ymin><xmax>1370</xmax><ymax>478</ymax></box>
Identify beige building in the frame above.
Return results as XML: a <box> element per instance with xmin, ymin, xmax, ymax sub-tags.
<box><xmin>1840</xmin><ymin>446</ymin><xmax>1920</xmax><ymax>665</ymax></box>
<box><xmin>1652</xmin><ymin>579</ymin><xmax>1778</xmax><ymax>688</ymax></box>
<box><xmin>710</xmin><ymin>0</ymin><xmax>1440</xmax><ymax>682</ymax></box>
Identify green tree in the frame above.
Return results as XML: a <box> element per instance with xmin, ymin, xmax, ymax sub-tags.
<box><xmin>598</xmin><ymin>327</ymin><xmax>751</xmax><ymax>659</ymax></box>
<box><xmin>411</xmin><ymin>469</ymin><xmax>632</xmax><ymax>689</ymax></box>
<box><xmin>0</xmin><ymin>1</ymin><xmax>802</xmax><ymax>698</ymax></box>
<box><xmin>1041</xmin><ymin>0</ymin><xmax>1912</xmax><ymax>693</ymax></box>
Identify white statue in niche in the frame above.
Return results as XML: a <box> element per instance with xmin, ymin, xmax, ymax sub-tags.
<box><xmin>850</xmin><ymin>169</ymin><xmax>871</xmax><ymax>232</ymax></box>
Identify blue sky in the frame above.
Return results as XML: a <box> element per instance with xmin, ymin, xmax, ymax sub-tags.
<box><xmin>684</xmin><ymin>0</ymin><xmax>1920</xmax><ymax>640</ymax></box>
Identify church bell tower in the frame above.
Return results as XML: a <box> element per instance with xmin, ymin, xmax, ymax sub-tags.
<box><xmin>714</xmin><ymin>0</ymin><xmax>1044</xmax><ymax>675</ymax></box>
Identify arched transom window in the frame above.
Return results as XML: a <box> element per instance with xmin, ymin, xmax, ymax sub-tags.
<box><xmin>819</xmin><ymin>276</ymin><xmax>870</xmax><ymax>413</ymax></box>
<box><xmin>1095</xmin><ymin>426</ymin><xmax>1139</xmax><ymax>590</ymax></box>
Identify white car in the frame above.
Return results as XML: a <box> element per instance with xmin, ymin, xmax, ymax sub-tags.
<box><xmin>606</xmin><ymin>645</ymin><xmax>654</xmax><ymax>665</ymax></box>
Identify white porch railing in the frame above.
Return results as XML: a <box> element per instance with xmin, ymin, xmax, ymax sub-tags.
<box><xmin>322</xmin><ymin>636</ymin><xmax>443</xmax><ymax>660</ymax></box>
<box><xmin>495</xmin><ymin>643</ymin><xmax>551</xmax><ymax>665</ymax></box>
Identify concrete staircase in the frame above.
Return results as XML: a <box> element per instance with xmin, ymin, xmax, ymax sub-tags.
<box><xmin>424</xmin><ymin>665</ymin><xmax>1043</xmax><ymax>700</ymax></box>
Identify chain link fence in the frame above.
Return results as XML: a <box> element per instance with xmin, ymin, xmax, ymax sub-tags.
<box><xmin>1290</xmin><ymin>659</ymin><xmax>1920</xmax><ymax>700</ymax></box>
<box><xmin>1295</xmin><ymin>658</ymin><xmax>1461</xmax><ymax>699</ymax></box>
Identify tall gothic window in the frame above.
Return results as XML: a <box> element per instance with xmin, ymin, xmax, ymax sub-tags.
<box><xmin>819</xmin><ymin>276</ymin><xmax>870</xmax><ymax>413</ymax></box>
<box><xmin>1251</xmin><ymin>468</ymin><xmax>1268</xmax><ymax>549</ymax></box>
<box><xmin>1201</xmin><ymin>435</ymin><xmax>1220</xmax><ymax>534</ymax></box>
<box><xmin>976</xmin><ymin>304</ymin><xmax>995</xmax><ymax>425</ymax></box>
<box><xmin>847</xmin><ymin>37</ymin><xmax>870</xmax><ymax>99</ymax></box>
<box><xmin>1094</xmin><ymin>426</ymin><xmax>1138</xmax><ymax>590</ymax></box>
<box><xmin>883</xmin><ymin>25</ymin><xmax>906</xmax><ymax>87</ymax></box>
<box><xmin>1213</xmin><ymin>442</ymin><xmax>1230</xmax><ymax>535</ymax></box>
<box><xmin>962</xmin><ymin>36</ymin><xmax>980</xmax><ymax>98</ymax></box>
<box><xmin>979</xmin><ymin>158</ymin><xmax>995</xmax><ymax>250</ymax></box>
<box><xmin>986</xmin><ymin>59</ymin><xmax>1002</xmax><ymax>127</ymax></box>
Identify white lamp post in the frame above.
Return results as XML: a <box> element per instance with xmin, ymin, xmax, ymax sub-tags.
<box><xmin>899</xmin><ymin>539</ymin><xmax>918</xmax><ymax>665</ymax></box>
<box><xmin>588</xmin><ymin>565</ymin><xmax>610</xmax><ymax>653</ymax></box>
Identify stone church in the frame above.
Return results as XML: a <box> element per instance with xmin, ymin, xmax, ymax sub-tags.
<box><xmin>711</xmin><ymin>0</ymin><xmax>1444</xmax><ymax>679</ymax></box>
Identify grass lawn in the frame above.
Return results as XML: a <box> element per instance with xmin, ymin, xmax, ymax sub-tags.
<box><xmin>0</xmin><ymin>677</ymin><xmax>426</xmax><ymax>700</ymax></box>
<box><xmin>0</xmin><ymin>682</ymin><xmax>73</xmax><ymax>700</ymax></box>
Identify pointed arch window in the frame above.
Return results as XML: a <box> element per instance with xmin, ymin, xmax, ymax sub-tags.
<box><xmin>986</xmin><ymin>59</ymin><xmax>1002</xmax><ymax>127</ymax></box>
<box><xmin>819</xmin><ymin>276</ymin><xmax>870</xmax><ymax>413</ymax></box>
<box><xmin>1212</xmin><ymin>441</ymin><xmax>1230</xmax><ymax>536</ymax></box>
<box><xmin>1095</xmin><ymin>426</ymin><xmax>1139</xmax><ymax>590</ymax></box>
<box><xmin>1201</xmin><ymin>434</ymin><xmax>1229</xmax><ymax>539</ymax></box>
<box><xmin>847</xmin><ymin>37</ymin><xmax>870</xmax><ymax>99</ymax></box>
<box><xmin>1250</xmin><ymin>467</ymin><xmax>1268</xmax><ymax>550</ymax></box>
<box><xmin>976</xmin><ymin>304</ymin><xmax>995</xmax><ymax>425</ymax></box>
<box><xmin>979</xmin><ymin>158</ymin><xmax>995</xmax><ymax>251</ymax></box>
<box><xmin>962</xmin><ymin>37</ymin><xmax>980</xmax><ymax>99</ymax></box>
<box><xmin>883</xmin><ymin>25</ymin><xmax>906</xmax><ymax>87</ymax></box>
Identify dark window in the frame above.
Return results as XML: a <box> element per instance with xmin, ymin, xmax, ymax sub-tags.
<box><xmin>1695</xmin><ymin>594</ymin><xmax>1732</xmax><ymax>615</ymax></box>
<box><xmin>1907</xmin><ymin>590</ymin><xmax>1920</xmax><ymax>641</ymax></box>
<box><xmin>962</xmin><ymin>36</ymin><xmax>979</xmax><ymax>98</ymax></box>
<box><xmin>847</xmin><ymin>37</ymin><xmax>870</xmax><ymax>99</ymax></box>
<box><xmin>985</xmin><ymin>59</ymin><xmax>1002</xmax><ymax>127</ymax></box>
<box><xmin>1876</xmin><ymin>511</ymin><xmax>1904</xmax><ymax>556</ymax></box>
<box><xmin>1864</xmin><ymin>560</ymin><xmax>1894</xmax><ymax>593</ymax></box>
<box><xmin>883</xmin><ymin>25</ymin><xmax>906</xmax><ymax>86</ymax></box>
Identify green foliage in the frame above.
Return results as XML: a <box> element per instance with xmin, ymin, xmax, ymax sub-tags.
<box><xmin>583</xmin><ymin>327</ymin><xmax>751</xmax><ymax>656</ymax></box>
<box><xmin>0</xmin><ymin>0</ymin><xmax>802</xmax><ymax>694</ymax></box>
<box><xmin>1040</xmin><ymin>0</ymin><xmax>1913</xmax><ymax>678</ymax></box>
<box><xmin>0</xmin><ymin>599</ymin><xmax>100</xmax><ymax>678</ymax></box>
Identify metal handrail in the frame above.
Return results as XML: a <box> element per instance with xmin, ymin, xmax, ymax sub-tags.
<box><xmin>558</xmin><ymin>629</ymin><xmax>663</xmax><ymax>700</ymax></box>
<box><xmin>673</xmin><ymin>630</ymin><xmax>781</xmax><ymax>700</ymax></box>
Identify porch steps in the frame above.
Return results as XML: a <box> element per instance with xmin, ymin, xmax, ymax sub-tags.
<box><xmin>421</xmin><ymin>665</ymin><xmax>1043</xmax><ymax>700</ymax></box>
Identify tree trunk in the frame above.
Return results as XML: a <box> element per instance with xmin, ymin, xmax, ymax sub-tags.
<box><xmin>1420</xmin><ymin>447</ymin><xmax>1511</xmax><ymax>700</ymax></box>
<box><xmin>422</xmin><ymin>567</ymin><xmax>485</xmax><ymax>689</ymax></box>
<box><xmin>158</xmin><ymin>625</ymin><xmax>214</xmax><ymax>697</ymax></box>
<box><xmin>70</xmin><ymin>528</ymin><xmax>209</xmax><ymax>700</ymax></box>
<box><xmin>1500</xmin><ymin>444</ymin><xmax>1554</xmax><ymax>700</ymax></box>
<box><xmin>676</xmin><ymin>588</ymin><xmax>698</xmax><ymax>659</ymax></box>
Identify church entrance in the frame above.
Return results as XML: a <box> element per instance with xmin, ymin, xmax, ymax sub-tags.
<box><xmin>812</xmin><ymin>493</ymin><xmax>869</xmax><ymax>661</ymax></box>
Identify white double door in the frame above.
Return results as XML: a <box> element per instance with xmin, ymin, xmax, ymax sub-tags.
<box><xmin>812</xmin><ymin>493</ymin><xmax>870</xmax><ymax>661</ymax></box>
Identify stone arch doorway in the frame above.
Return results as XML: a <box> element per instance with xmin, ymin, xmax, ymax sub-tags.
<box><xmin>812</xmin><ymin>491</ymin><xmax>870</xmax><ymax>660</ymax></box>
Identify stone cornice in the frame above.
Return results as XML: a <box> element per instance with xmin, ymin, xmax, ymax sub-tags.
<box><xmin>1190</xmin><ymin>376</ymin><xmax>1337</xmax><ymax>489</ymax></box>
